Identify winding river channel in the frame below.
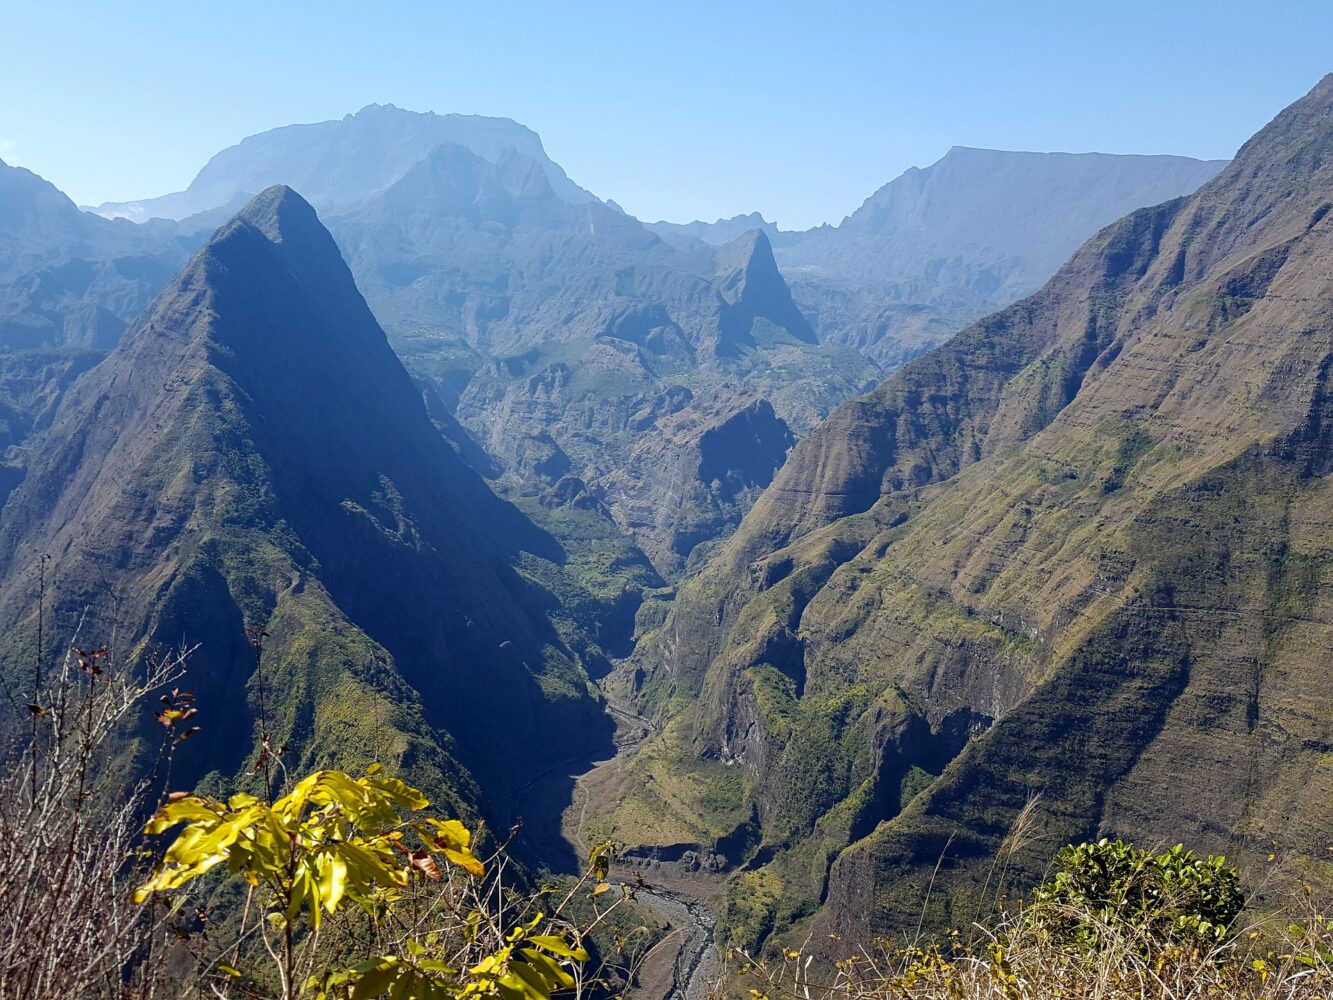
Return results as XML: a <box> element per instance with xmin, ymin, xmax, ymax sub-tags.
<box><xmin>507</xmin><ymin>702</ymin><xmax>723</xmax><ymax>1000</ymax></box>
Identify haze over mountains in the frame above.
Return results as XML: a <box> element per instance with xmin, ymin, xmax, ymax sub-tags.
<box><xmin>2</xmin><ymin>79</ymin><xmax>1325</xmax><ymax>979</ymax></box>
<box><xmin>0</xmin><ymin>105</ymin><xmax>1225</xmax><ymax>578</ymax></box>
<box><xmin>90</xmin><ymin>103</ymin><xmax>596</xmax><ymax>222</ymax></box>
<box><xmin>656</xmin><ymin>148</ymin><xmax>1227</xmax><ymax>366</ymax></box>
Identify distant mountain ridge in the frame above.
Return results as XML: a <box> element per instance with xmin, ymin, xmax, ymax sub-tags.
<box><xmin>647</xmin><ymin>212</ymin><xmax>789</xmax><ymax>248</ymax></box>
<box><xmin>779</xmin><ymin>146</ymin><xmax>1227</xmax><ymax>365</ymax></box>
<box><xmin>76</xmin><ymin>108</ymin><xmax>1227</xmax><ymax>384</ymax></box>
<box><xmin>646</xmin><ymin>147</ymin><xmax>1226</xmax><ymax>367</ymax></box>
<box><xmin>90</xmin><ymin>104</ymin><xmax>597</xmax><ymax>222</ymax></box>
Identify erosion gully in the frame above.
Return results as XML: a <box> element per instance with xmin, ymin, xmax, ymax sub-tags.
<box><xmin>506</xmin><ymin>701</ymin><xmax>723</xmax><ymax>1000</ymax></box>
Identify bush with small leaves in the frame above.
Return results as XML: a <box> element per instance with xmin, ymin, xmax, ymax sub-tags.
<box><xmin>1026</xmin><ymin>838</ymin><xmax>1245</xmax><ymax>953</ymax></box>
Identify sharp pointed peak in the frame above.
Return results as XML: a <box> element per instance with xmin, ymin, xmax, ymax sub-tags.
<box><xmin>715</xmin><ymin>227</ymin><xmax>776</xmax><ymax>273</ymax></box>
<box><xmin>227</xmin><ymin>185</ymin><xmax>320</xmax><ymax>243</ymax></box>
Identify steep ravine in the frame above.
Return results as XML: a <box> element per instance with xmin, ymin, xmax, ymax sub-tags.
<box><xmin>507</xmin><ymin>699</ymin><xmax>725</xmax><ymax>1000</ymax></box>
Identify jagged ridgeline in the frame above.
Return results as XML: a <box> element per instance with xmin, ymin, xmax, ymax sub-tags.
<box><xmin>626</xmin><ymin>75</ymin><xmax>1333</xmax><ymax>949</ymax></box>
<box><xmin>0</xmin><ymin>186</ymin><xmax>616</xmax><ymax>814</ymax></box>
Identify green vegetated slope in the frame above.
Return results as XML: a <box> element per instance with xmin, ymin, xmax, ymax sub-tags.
<box><xmin>0</xmin><ymin>187</ymin><xmax>618</xmax><ymax>820</ymax></box>
<box><xmin>624</xmin><ymin>74</ymin><xmax>1333</xmax><ymax>952</ymax></box>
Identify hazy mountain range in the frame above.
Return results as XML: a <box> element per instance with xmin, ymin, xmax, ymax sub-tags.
<box><xmin>0</xmin><ymin>105</ymin><xmax>1224</xmax><ymax>578</ymax></box>
<box><xmin>90</xmin><ymin>103</ymin><xmax>596</xmax><ymax>222</ymax></box>
<box><xmin>655</xmin><ymin>147</ymin><xmax>1227</xmax><ymax>366</ymax></box>
<box><xmin>1</xmin><ymin>82</ymin><xmax>1321</xmax><ymax>966</ymax></box>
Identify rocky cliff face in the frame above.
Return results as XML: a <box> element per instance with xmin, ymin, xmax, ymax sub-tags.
<box><xmin>0</xmin><ymin>187</ymin><xmax>615</xmax><ymax>812</ymax></box>
<box><xmin>594</xmin><ymin>393</ymin><xmax>795</xmax><ymax>578</ymax></box>
<box><xmin>626</xmin><ymin>74</ymin><xmax>1333</xmax><ymax>951</ymax></box>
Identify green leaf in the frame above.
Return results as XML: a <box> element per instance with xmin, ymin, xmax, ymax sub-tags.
<box><xmin>351</xmin><ymin>957</ymin><xmax>399</xmax><ymax>1000</ymax></box>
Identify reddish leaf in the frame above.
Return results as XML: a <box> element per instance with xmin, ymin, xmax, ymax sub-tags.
<box><xmin>409</xmin><ymin>851</ymin><xmax>442</xmax><ymax>881</ymax></box>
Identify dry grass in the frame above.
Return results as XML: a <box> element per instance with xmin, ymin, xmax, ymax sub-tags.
<box><xmin>0</xmin><ymin>639</ymin><xmax>190</xmax><ymax>999</ymax></box>
<box><xmin>727</xmin><ymin>896</ymin><xmax>1333</xmax><ymax>1000</ymax></box>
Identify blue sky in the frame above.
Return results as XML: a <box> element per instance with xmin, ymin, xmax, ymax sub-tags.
<box><xmin>2</xmin><ymin>1</ymin><xmax>1330</xmax><ymax>229</ymax></box>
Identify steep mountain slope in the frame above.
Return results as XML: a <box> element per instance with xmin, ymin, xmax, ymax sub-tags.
<box><xmin>0</xmin><ymin>187</ymin><xmax>615</xmax><ymax>812</ymax></box>
<box><xmin>91</xmin><ymin>104</ymin><xmax>595</xmax><ymax>222</ymax></box>
<box><xmin>622</xmin><ymin>75</ymin><xmax>1333</xmax><ymax>952</ymax></box>
<box><xmin>0</xmin><ymin>158</ymin><xmax>197</xmax><ymax>351</ymax></box>
<box><xmin>776</xmin><ymin>148</ymin><xmax>1227</xmax><ymax>366</ymax></box>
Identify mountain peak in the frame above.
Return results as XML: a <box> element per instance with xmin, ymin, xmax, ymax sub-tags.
<box><xmin>0</xmin><ymin>156</ymin><xmax>92</xmax><ymax>242</ymax></box>
<box><xmin>715</xmin><ymin>227</ymin><xmax>777</xmax><ymax>279</ymax></box>
<box><xmin>352</xmin><ymin>102</ymin><xmax>402</xmax><ymax>116</ymax></box>
<box><xmin>713</xmin><ymin>228</ymin><xmax>816</xmax><ymax>347</ymax></box>
<box><xmin>1227</xmin><ymin>70</ymin><xmax>1333</xmax><ymax>171</ymax></box>
<box><xmin>206</xmin><ymin>184</ymin><xmax>355</xmax><ymax>309</ymax></box>
<box><xmin>90</xmin><ymin>105</ymin><xmax>594</xmax><ymax>222</ymax></box>
<box><xmin>228</xmin><ymin>184</ymin><xmax>319</xmax><ymax>243</ymax></box>
<box><xmin>0</xmin><ymin>158</ymin><xmax>609</xmax><ymax>802</ymax></box>
<box><xmin>718</xmin><ymin>210</ymin><xmax>770</xmax><ymax>226</ymax></box>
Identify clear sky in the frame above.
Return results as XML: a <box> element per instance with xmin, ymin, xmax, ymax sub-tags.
<box><xmin>2</xmin><ymin>0</ymin><xmax>1330</xmax><ymax>230</ymax></box>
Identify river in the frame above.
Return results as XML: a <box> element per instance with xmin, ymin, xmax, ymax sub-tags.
<box><xmin>507</xmin><ymin>701</ymin><xmax>723</xmax><ymax>1000</ymax></box>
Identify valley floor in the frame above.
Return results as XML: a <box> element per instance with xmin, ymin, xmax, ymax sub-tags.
<box><xmin>509</xmin><ymin>697</ymin><xmax>727</xmax><ymax>1000</ymax></box>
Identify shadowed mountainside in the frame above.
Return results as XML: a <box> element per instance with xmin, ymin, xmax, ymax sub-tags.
<box><xmin>0</xmin><ymin>186</ymin><xmax>619</xmax><ymax>815</ymax></box>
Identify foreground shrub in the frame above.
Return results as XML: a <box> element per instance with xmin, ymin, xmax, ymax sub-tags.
<box><xmin>0</xmin><ymin>642</ymin><xmax>189</xmax><ymax>999</ymax></box>
<box><xmin>734</xmin><ymin>907</ymin><xmax>1333</xmax><ymax>999</ymax></box>
<box><xmin>1026</xmin><ymin>838</ymin><xmax>1245</xmax><ymax>951</ymax></box>
<box><xmin>731</xmin><ymin>838</ymin><xmax>1331</xmax><ymax>1000</ymax></box>
<box><xmin>0</xmin><ymin>622</ymin><xmax>645</xmax><ymax>1000</ymax></box>
<box><xmin>136</xmin><ymin>765</ymin><xmax>613</xmax><ymax>999</ymax></box>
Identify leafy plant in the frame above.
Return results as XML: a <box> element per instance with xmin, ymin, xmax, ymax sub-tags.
<box><xmin>1026</xmin><ymin>838</ymin><xmax>1245</xmax><ymax>952</ymax></box>
<box><xmin>134</xmin><ymin>765</ymin><xmax>640</xmax><ymax>1000</ymax></box>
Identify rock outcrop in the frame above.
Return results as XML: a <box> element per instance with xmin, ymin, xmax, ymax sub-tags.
<box><xmin>594</xmin><ymin>393</ymin><xmax>795</xmax><ymax>577</ymax></box>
